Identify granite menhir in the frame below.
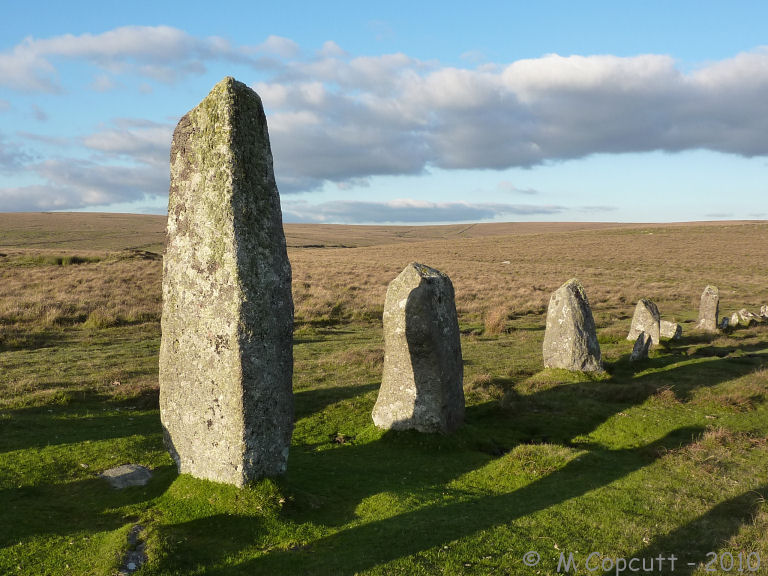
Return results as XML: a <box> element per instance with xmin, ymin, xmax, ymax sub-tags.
<box><xmin>372</xmin><ymin>263</ymin><xmax>465</xmax><ymax>433</ymax></box>
<box><xmin>542</xmin><ymin>278</ymin><xmax>603</xmax><ymax>372</ymax></box>
<box><xmin>159</xmin><ymin>77</ymin><xmax>293</xmax><ymax>487</ymax></box>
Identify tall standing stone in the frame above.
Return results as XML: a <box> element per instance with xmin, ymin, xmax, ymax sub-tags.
<box><xmin>372</xmin><ymin>263</ymin><xmax>464</xmax><ymax>434</ymax></box>
<box><xmin>696</xmin><ymin>285</ymin><xmax>719</xmax><ymax>332</ymax></box>
<box><xmin>543</xmin><ymin>278</ymin><xmax>603</xmax><ymax>372</ymax></box>
<box><xmin>159</xmin><ymin>77</ymin><xmax>293</xmax><ymax>487</ymax></box>
<box><xmin>627</xmin><ymin>299</ymin><xmax>661</xmax><ymax>345</ymax></box>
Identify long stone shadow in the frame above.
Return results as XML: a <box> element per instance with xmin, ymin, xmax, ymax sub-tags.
<box><xmin>153</xmin><ymin>427</ymin><xmax>702</xmax><ymax>575</ymax></box>
<box><xmin>0</xmin><ymin>390</ymin><xmax>163</xmax><ymax>454</ymax></box>
<box><xmin>286</xmin><ymin>341</ymin><xmax>765</xmax><ymax>532</ymax></box>
<box><xmin>0</xmin><ymin>464</ymin><xmax>176</xmax><ymax>548</ymax></box>
<box><xmin>613</xmin><ymin>337</ymin><xmax>768</xmax><ymax>376</ymax></box>
<box><xmin>0</xmin><ymin>326</ymin><xmax>73</xmax><ymax>353</ymax></box>
<box><xmin>501</xmin><ymin>346</ymin><xmax>766</xmax><ymax>447</ymax></box>
<box><xmin>293</xmin><ymin>382</ymin><xmax>379</xmax><ymax>422</ymax></box>
<box><xmin>619</xmin><ymin>483</ymin><xmax>768</xmax><ymax>576</ymax></box>
<box><xmin>5</xmin><ymin>324</ymin><xmax>764</xmax><ymax>570</ymax></box>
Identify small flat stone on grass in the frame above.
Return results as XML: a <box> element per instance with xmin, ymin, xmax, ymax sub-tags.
<box><xmin>100</xmin><ymin>464</ymin><xmax>152</xmax><ymax>489</ymax></box>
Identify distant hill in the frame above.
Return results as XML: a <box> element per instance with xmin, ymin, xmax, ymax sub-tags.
<box><xmin>0</xmin><ymin>212</ymin><xmax>761</xmax><ymax>254</ymax></box>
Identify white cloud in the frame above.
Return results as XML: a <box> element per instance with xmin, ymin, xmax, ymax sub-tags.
<box><xmin>0</xmin><ymin>157</ymin><xmax>167</xmax><ymax>211</ymax></box>
<box><xmin>257</xmin><ymin>45</ymin><xmax>768</xmax><ymax>187</ymax></box>
<box><xmin>0</xmin><ymin>26</ymin><xmax>269</xmax><ymax>91</ymax></box>
<box><xmin>283</xmin><ymin>199</ymin><xmax>564</xmax><ymax>224</ymax></box>
<box><xmin>0</xmin><ymin>132</ymin><xmax>32</xmax><ymax>174</ymax></box>
<box><xmin>90</xmin><ymin>74</ymin><xmax>118</xmax><ymax>92</ymax></box>
<box><xmin>318</xmin><ymin>41</ymin><xmax>346</xmax><ymax>58</ymax></box>
<box><xmin>3</xmin><ymin>28</ymin><xmax>768</xmax><ymax>212</ymax></box>
<box><xmin>498</xmin><ymin>181</ymin><xmax>538</xmax><ymax>195</ymax></box>
<box><xmin>254</xmin><ymin>35</ymin><xmax>300</xmax><ymax>58</ymax></box>
<box><xmin>82</xmin><ymin>118</ymin><xmax>174</xmax><ymax>165</ymax></box>
<box><xmin>0</xmin><ymin>118</ymin><xmax>172</xmax><ymax>211</ymax></box>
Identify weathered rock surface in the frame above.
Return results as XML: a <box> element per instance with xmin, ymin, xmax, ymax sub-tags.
<box><xmin>627</xmin><ymin>299</ymin><xmax>661</xmax><ymax>345</ymax></box>
<box><xmin>100</xmin><ymin>465</ymin><xmax>153</xmax><ymax>489</ymax></box>
<box><xmin>372</xmin><ymin>263</ymin><xmax>464</xmax><ymax>433</ymax></box>
<box><xmin>630</xmin><ymin>332</ymin><xmax>652</xmax><ymax>362</ymax></box>
<box><xmin>543</xmin><ymin>278</ymin><xmax>602</xmax><ymax>372</ymax></box>
<box><xmin>761</xmin><ymin>305</ymin><xmax>768</xmax><ymax>318</ymax></box>
<box><xmin>159</xmin><ymin>77</ymin><xmax>293</xmax><ymax>487</ymax></box>
<box><xmin>739</xmin><ymin>308</ymin><xmax>761</xmax><ymax>326</ymax></box>
<box><xmin>660</xmin><ymin>320</ymin><xmax>682</xmax><ymax>340</ymax></box>
<box><xmin>731</xmin><ymin>312</ymin><xmax>741</xmax><ymax>328</ymax></box>
<box><xmin>696</xmin><ymin>285</ymin><xmax>719</xmax><ymax>332</ymax></box>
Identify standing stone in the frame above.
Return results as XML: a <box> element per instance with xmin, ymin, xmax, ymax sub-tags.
<box><xmin>542</xmin><ymin>279</ymin><xmax>602</xmax><ymax>372</ymax></box>
<box><xmin>630</xmin><ymin>332</ymin><xmax>652</xmax><ymax>362</ymax></box>
<box><xmin>627</xmin><ymin>299</ymin><xmax>661</xmax><ymax>345</ymax></box>
<box><xmin>660</xmin><ymin>320</ymin><xmax>682</xmax><ymax>340</ymax></box>
<box><xmin>761</xmin><ymin>305</ymin><xmax>768</xmax><ymax>318</ymax></box>
<box><xmin>696</xmin><ymin>285</ymin><xmax>719</xmax><ymax>332</ymax></box>
<box><xmin>159</xmin><ymin>77</ymin><xmax>293</xmax><ymax>487</ymax></box>
<box><xmin>730</xmin><ymin>312</ymin><xmax>741</xmax><ymax>328</ymax></box>
<box><xmin>372</xmin><ymin>263</ymin><xmax>464</xmax><ymax>433</ymax></box>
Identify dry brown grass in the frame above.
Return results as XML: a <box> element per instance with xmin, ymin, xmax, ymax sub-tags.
<box><xmin>0</xmin><ymin>250</ymin><xmax>161</xmax><ymax>333</ymax></box>
<box><xmin>483</xmin><ymin>305</ymin><xmax>509</xmax><ymax>336</ymax></box>
<box><xmin>677</xmin><ymin>427</ymin><xmax>768</xmax><ymax>476</ymax></box>
<box><xmin>288</xmin><ymin>221</ymin><xmax>768</xmax><ymax>327</ymax></box>
<box><xmin>1</xmin><ymin>215</ymin><xmax>766</xmax><ymax>337</ymax></box>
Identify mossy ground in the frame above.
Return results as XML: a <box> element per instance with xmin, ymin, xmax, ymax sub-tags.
<box><xmin>1</xmin><ymin>219</ymin><xmax>767</xmax><ymax>575</ymax></box>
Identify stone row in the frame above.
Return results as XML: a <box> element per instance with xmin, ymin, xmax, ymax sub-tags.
<box><xmin>157</xmin><ymin>78</ymin><xmax>766</xmax><ymax>487</ymax></box>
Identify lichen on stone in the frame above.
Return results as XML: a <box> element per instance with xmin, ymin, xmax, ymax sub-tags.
<box><xmin>159</xmin><ymin>77</ymin><xmax>293</xmax><ymax>487</ymax></box>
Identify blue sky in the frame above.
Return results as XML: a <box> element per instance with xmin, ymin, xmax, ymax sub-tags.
<box><xmin>1</xmin><ymin>1</ymin><xmax>767</xmax><ymax>223</ymax></box>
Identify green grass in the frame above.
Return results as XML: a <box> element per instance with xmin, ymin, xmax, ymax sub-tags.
<box><xmin>1</xmin><ymin>221</ymin><xmax>768</xmax><ymax>575</ymax></box>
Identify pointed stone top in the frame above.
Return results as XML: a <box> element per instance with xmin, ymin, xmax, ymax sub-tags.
<box><xmin>561</xmin><ymin>278</ymin><xmax>589</xmax><ymax>300</ymax></box>
<box><xmin>405</xmin><ymin>262</ymin><xmax>447</xmax><ymax>279</ymax></box>
<box><xmin>200</xmin><ymin>76</ymin><xmax>263</xmax><ymax>107</ymax></box>
<box><xmin>210</xmin><ymin>75</ymin><xmax>247</xmax><ymax>93</ymax></box>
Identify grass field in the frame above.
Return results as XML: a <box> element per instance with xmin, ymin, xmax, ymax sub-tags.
<box><xmin>1</xmin><ymin>213</ymin><xmax>767</xmax><ymax>575</ymax></box>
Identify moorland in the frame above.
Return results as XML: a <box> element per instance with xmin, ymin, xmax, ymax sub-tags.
<box><xmin>1</xmin><ymin>212</ymin><xmax>767</xmax><ymax>575</ymax></box>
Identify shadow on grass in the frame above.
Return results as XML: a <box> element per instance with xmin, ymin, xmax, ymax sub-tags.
<box><xmin>0</xmin><ymin>389</ymin><xmax>163</xmax><ymax>454</ymax></box>
<box><xmin>294</xmin><ymin>382</ymin><xmax>379</xmax><ymax>422</ymax></box>
<box><xmin>622</xmin><ymin>483</ymin><xmax>768</xmax><ymax>575</ymax></box>
<box><xmin>0</xmin><ymin>464</ymin><xmax>176</xmax><ymax>548</ymax></box>
<box><xmin>4</xmin><ymin>325</ymin><xmax>765</xmax><ymax>573</ymax></box>
<box><xmin>0</xmin><ymin>327</ymin><xmax>74</xmax><ymax>352</ymax></box>
<box><xmin>152</xmin><ymin>427</ymin><xmax>702</xmax><ymax>575</ymax></box>
<box><xmin>501</xmin><ymin>345</ymin><xmax>766</xmax><ymax>447</ymax></box>
<box><xmin>289</xmin><ymin>338</ymin><xmax>767</xmax><ymax>533</ymax></box>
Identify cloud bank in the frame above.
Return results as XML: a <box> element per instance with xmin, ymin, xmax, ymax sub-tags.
<box><xmin>283</xmin><ymin>199</ymin><xmax>564</xmax><ymax>224</ymax></box>
<box><xmin>2</xmin><ymin>26</ymin><xmax>768</xmax><ymax>217</ymax></box>
<box><xmin>261</xmin><ymin>48</ymin><xmax>768</xmax><ymax>192</ymax></box>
